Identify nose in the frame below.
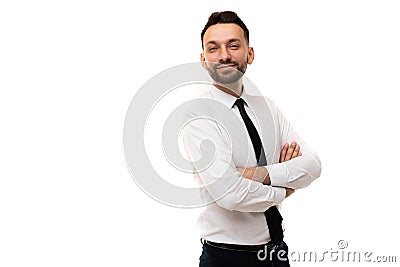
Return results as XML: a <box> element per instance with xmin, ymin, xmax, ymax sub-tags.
<box><xmin>219</xmin><ymin>46</ymin><xmax>231</xmax><ymax>62</ymax></box>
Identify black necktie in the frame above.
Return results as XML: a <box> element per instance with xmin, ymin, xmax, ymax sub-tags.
<box><xmin>234</xmin><ymin>98</ymin><xmax>283</xmax><ymax>245</ymax></box>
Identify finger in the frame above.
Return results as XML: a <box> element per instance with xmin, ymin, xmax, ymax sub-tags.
<box><xmin>298</xmin><ymin>151</ymin><xmax>302</xmax><ymax>156</ymax></box>
<box><xmin>280</xmin><ymin>143</ymin><xmax>289</xmax><ymax>163</ymax></box>
<box><xmin>284</xmin><ymin>142</ymin><xmax>297</xmax><ymax>161</ymax></box>
<box><xmin>292</xmin><ymin>144</ymin><xmax>301</xmax><ymax>158</ymax></box>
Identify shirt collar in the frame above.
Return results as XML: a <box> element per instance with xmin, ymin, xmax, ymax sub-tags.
<box><xmin>210</xmin><ymin>85</ymin><xmax>250</xmax><ymax>109</ymax></box>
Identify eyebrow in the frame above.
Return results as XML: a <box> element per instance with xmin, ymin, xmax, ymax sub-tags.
<box><xmin>205</xmin><ymin>38</ymin><xmax>242</xmax><ymax>46</ymax></box>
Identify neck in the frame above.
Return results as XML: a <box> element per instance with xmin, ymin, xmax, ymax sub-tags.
<box><xmin>213</xmin><ymin>80</ymin><xmax>243</xmax><ymax>98</ymax></box>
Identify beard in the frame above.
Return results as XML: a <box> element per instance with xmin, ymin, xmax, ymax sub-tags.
<box><xmin>205</xmin><ymin>58</ymin><xmax>248</xmax><ymax>85</ymax></box>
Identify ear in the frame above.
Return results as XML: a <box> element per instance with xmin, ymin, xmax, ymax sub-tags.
<box><xmin>200</xmin><ymin>52</ymin><xmax>207</xmax><ymax>69</ymax></box>
<box><xmin>247</xmin><ymin>47</ymin><xmax>255</xmax><ymax>64</ymax></box>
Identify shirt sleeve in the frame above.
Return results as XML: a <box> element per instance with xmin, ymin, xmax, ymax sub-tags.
<box><xmin>266</xmin><ymin>100</ymin><xmax>322</xmax><ymax>189</ymax></box>
<box><xmin>182</xmin><ymin>110</ymin><xmax>286</xmax><ymax>212</ymax></box>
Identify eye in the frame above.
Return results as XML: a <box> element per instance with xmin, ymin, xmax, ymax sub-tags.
<box><xmin>208</xmin><ymin>47</ymin><xmax>218</xmax><ymax>52</ymax></box>
<box><xmin>229</xmin><ymin>44</ymin><xmax>240</xmax><ymax>49</ymax></box>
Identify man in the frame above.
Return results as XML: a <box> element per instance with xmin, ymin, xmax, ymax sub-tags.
<box><xmin>182</xmin><ymin>11</ymin><xmax>321</xmax><ymax>266</ymax></box>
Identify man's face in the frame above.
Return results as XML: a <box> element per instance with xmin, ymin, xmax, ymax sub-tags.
<box><xmin>201</xmin><ymin>23</ymin><xmax>254</xmax><ymax>85</ymax></box>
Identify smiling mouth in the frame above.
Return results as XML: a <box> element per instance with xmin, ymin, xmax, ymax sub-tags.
<box><xmin>216</xmin><ymin>64</ymin><xmax>238</xmax><ymax>70</ymax></box>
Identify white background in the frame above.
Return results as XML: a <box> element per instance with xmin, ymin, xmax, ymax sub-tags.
<box><xmin>1</xmin><ymin>0</ymin><xmax>399</xmax><ymax>266</ymax></box>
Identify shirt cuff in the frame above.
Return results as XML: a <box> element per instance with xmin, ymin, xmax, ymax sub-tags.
<box><xmin>272</xmin><ymin>186</ymin><xmax>286</xmax><ymax>205</ymax></box>
<box><xmin>265</xmin><ymin>164</ymin><xmax>288</xmax><ymax>188</ymax></box>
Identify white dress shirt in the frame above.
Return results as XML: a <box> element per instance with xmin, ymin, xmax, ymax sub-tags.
<box><xmin>182</xmin><ymin>84</ymin><xmax>322</xmax><ymax>245</ymax></box>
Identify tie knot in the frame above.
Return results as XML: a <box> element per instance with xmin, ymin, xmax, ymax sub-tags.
<box><xmin>234</xmin><ymin>98</ymin><xmax>246</xmax><ymax>109</ymax></box>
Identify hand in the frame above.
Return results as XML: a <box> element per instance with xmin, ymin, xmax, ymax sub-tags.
<box><xmin>280</xmin><ymin>142</ymin><xmax>300</xmax><ymax>198</ymax></box>
<box><xmin>237</xmin><ymin>166</ymin><xmax>257</xmax><ymax>181</ymax></box>
<box><xmin>237</xmin><ymin>142</ymin><xmax>302</xmax><ymax>185</ymax></box>
<box><xmin>280</xmin><ymin>141</ymin><xmax>302</xmax><ymax>163</ymax></box>
<box><xmin>237</xmin><ymin>166</ymin><xmax>270</xmax><ymax>184</ymax></box>
<box><xmin>285</xmin><ymin>188</ymin><xmax>295</xmax><ymax>198</ymax></box>
<box><xmin>237</xmin><ymin>167</ymin><xmax>295</xmax><ymax>197</ymax></box>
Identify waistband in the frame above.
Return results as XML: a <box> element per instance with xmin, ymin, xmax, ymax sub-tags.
<box><xmin>201</xmin><ymin>238</ymin><xmax>277</xmax><ymax>253</ymax></box>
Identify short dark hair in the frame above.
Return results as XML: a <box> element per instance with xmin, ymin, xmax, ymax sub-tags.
<box><xmin>201</xmin><ymin>11</ymin><xmax>249</xmax><ymax>49</ymax></box>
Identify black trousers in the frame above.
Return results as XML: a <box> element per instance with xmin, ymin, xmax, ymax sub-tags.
<box><xmin>199</xmin><ymin>241</ymin><xmax>290</xmax><ymax>267</ymax></box>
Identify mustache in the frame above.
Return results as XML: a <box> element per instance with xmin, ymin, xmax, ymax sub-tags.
<box><xmin>214</xmin><ymin>60</ymin><xmax>239</xmax><ymax>69</ymax></box>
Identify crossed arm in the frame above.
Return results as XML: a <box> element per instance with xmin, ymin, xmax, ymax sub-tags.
<box><xmin>182</xmin><ymin>102</ymin><xmax>321</xmax><ymax>212</ymax></box>
<box><xmin>237</xmin><ymin>141</ymin><xmax>301</xmax><ymax>198</ymax></box>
